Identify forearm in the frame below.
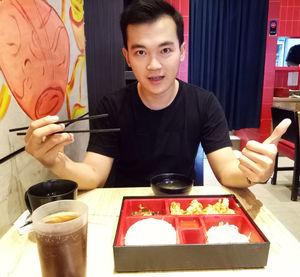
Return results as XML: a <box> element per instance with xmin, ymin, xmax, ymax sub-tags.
<box><xmin>207</xmin><ymin>147</ymin><xmax>251</xmax><ymax>188</ymax></box>
<box><xmin>216</xmin><ymin>159</ymin><xmax>251</xmax><ymax>188</ymax></box>
<box><xmin>49</xmin><ymin>153</ymin><xmax>106</xmax><ymax>190</ymax></box>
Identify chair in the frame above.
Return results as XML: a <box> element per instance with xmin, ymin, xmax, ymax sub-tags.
<box><xmin>194</xmin><ymin>143</ymin><xmax>204</xmax><ymax>186</ymax></box>
<box><xmin>271</xmin><ymin>107</ymin><xmax>300</xmax><ymax>201</ymax></box>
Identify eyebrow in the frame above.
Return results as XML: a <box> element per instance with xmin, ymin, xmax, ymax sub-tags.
<box><xmin>130</xmin><ymin>41</ymin><xmax>175</xmax><ymax>50</ymax></box>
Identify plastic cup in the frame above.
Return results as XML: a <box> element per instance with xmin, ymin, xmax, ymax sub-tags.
<box><xmin>32</xmin><ymin>200</ymin><xmax>88</xmax><ymax>277</ymax></box>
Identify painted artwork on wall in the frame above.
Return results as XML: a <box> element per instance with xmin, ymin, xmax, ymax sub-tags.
<box><xmin>0</xmin><ymin>0</ymin><xmax>88</xmax><ymax>160</ymax></box>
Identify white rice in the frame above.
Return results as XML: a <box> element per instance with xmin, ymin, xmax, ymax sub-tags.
<box><xmin>206</xmin><ymin>223</ymin><xmax>250</xmax><ymax>244</ymax></box>
<box><xmin>125</xmin><ymin>218</ymin><xmax>177</xmax><ymax>246</ymax></box>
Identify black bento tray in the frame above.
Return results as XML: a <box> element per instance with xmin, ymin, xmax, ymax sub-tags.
<box><xmin>113</xmin><ymin>195</ymin><xmax>270</xmax><ymax>272</ymax></box>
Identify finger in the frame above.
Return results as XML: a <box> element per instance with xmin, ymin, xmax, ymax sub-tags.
<box><xmin>42</xmin><ymin>133</ymin><xmax>74</xmax><ymax>150</ymax></box>
<box><xmin>239</xmin><ymin>154</ymin><xmax>261</xmax><ymax>174</ymax></box>
<box><xmin>238</xmin><ymin>163</ymin><xmax>257</xmax><ymax>183</ymax></box>
<box><xmin>31</xmin><ymin>135</ymin><xmax>74</xmax><ymax>167</ymax></box>
<box><xmin>43</xmin><ymin>139</ymin><xmax>74</xmax><ymax>160</ymax></box>
<box><xmin>26</xmin><ymin>123</ymin><xmax>65</xmax><ymax>145</ymax></box>
<box><xmin>263</xmin><ymin>118</ymin><xmax>292</xmax><ymax>145</ymax></box>
<box><xmin>241</xmin><ymin>148</ymin><xmax>273</xmax><ymax>166</ymax></box>
<box><xmin>242</xmin><ymin>141</ymin><xmax>277</xmax><ymax>158</ymax></box>
<box><xmin>239</xmin><ymin>158</ymin><xmax>269</xmax><ymax>183</ymax></box>
<box><xmin>25</xmin><ymin>115</ymin><xmax>59</xmax><ymax>141</ymax></box>
<box><xmin>25</xmin><ymin>131</ymin><xmax>72</xmax><ymax>160</ymax></box>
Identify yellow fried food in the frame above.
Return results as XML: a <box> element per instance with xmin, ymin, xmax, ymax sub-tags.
<box><xmin>170</xmin><ymin>198</ymin><xmax>235</xmax><ymax>215</ymax></box>
<box><xmin>170</xmin><ymin>201</ymin><xmax>185</xmax><ymax>215</ymax></box>
<box><xmin>131</xmin><ymin>204</ymin><xmax>160</xmax><ymax>216</ymax></box>
<box><xmin>202</xmin><ymin>198</ymin><xmax>235</xmax><ymax>214</ymax></box>
<box><xmin>185</xmin><ymin>200</ymin><xmax>203</xmax><ymax>214</ymax></box>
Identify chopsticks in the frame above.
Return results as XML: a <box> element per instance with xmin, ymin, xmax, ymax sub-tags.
<box><xmin>9</xmin><ymin>113</ymin><xmax>108</xmax><ymax>132</ymax></box>
<box><xmin>14</xmin><ymin>128</ymin><xmax>121</xmax><ymax>136</ymax></box>
<box><xmin>9</xmin><ymin>113</ymin><xmax>120</xmax><ymax>135</ymax></box>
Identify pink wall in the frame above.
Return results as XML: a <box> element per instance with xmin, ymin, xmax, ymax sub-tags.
<box><xmin>166</xmin><ymin>0</ymin><xmax>189</xmax><ymax>82</ymax></box>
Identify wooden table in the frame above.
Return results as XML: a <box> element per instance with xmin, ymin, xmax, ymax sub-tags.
<box><xmin>273</xmin><ymin>96</ymin><xmax>300</xmax><ymax>111</ymax></box>
<box><xmin>1</xmin><ymin>186</ymin><xmax>300</xmax><ymax>276</ymax></box>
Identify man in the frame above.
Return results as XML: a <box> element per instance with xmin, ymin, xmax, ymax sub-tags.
<box><xmin>286</xmin><ymin>44</ymin><xmax>300</xmax><ymax>66</ymax></box>
<box><xmin>25</xmin><ymin>0</ymin><xmax>290</xmax><ymax>190</ymax></box>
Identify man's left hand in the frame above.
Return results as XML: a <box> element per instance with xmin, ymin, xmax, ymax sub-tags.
<box><xmin>238</xmin><ymin>119</ymin><xmax>291</xmax><ymax>184</ymax></box>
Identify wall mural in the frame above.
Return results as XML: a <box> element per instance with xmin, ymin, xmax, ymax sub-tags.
<box><xmin>0</xmin><ymin>0</ymin><xmax>87</xmax><ymax>159</ymax></box>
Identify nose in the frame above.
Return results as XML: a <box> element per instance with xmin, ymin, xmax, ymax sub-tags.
<box><xmin>147</xmin><ymin>56</ymin><xmax>162</xmax><ymax>71</ymax></box>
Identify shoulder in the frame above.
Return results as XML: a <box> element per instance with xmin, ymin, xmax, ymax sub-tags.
<box><xmin>103</xmin><ymin>82</ymin><xmax>137</xmax><ymax>102</ymax></box>
<box><xmin>179</xmin><ymin>79</ymin><xmax>213</xmax><ymax>96</ymax></box>
<box><xmin>178</xmin><ymin>79</ymin><xmax>219</xmax><ymax>106</ymax></box>
<box><xmin>99</xmin><ymin>82</ymin><xmax>137</xmax><ymax>111</ymax></box>
<box><xmin>92</xmin><ymin>82</ymin><xmax>137</xmax><ymax>124</ymax></box>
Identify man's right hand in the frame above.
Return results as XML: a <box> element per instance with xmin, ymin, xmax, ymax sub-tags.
<box><xmin>25</xmin><ymin>115</ymin><xmax>74</xmax><ymax>168</ymax></box>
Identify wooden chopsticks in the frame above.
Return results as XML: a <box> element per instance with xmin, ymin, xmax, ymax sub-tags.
<box><xmin>9</xmin><ymin>113</ymin><xmax>120</xmax><ymax>135</ymax></box>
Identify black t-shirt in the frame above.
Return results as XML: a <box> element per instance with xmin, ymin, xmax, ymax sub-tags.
<box><xmin>87</xmin><ymin>80</ymin><xmax>231</xmax><ymax>187</ymax></box>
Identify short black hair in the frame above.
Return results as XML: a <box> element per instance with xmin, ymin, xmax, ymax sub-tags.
<box><xmin>120</xmin><ymin>0</ymin><xmax>184</xmax><ymax>49</ymax></box>
<box><xmin>286</xmin><ymin>44</ymin><xmax>300</xmax><ymax>66</ymax></box>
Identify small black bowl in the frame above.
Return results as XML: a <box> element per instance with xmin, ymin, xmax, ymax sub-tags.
<box><xmin>150</xmin><ymin>173</ymin><xmax>194</xmax><ymax>195</ymax></box>
<box><xmin>25</xmin><ymin>179</ymin><xmax>78</xmax><ymax>213</ymax></box>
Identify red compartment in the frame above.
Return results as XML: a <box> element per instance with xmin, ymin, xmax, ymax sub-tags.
<box><xmin>115</xmin><ymin>216</ymin><xmax>178</xmax><ymax>246</ymax></box>
<box><xmin>178</xmin><ymin>216</ymin><xmax>201</xmax><ymax>228</ymax></box>
<box><xmin>180</xmin><ymin>227</ymin><xmax>207</xmax><ymax>244</ymax></box>
<box><xmin>122</xmin><ymin>199</ymin><xmax>167</xmax><ymax>216</ymax></box>
<box><xmin>203</xmin><ymin>215</ymin><xmax>265</xmax><ymax>243</ymax></box>
<box><xmin>167</xmin><ymin>197</ymin><xmax>241</xmax><ymax>215</ymax></box>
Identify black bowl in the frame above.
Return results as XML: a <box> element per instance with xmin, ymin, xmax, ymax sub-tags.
<box><xmin>25</xmin><ymin>179</ymin><xmax>78</xmax><ymax>213</ymax></box>
<box><xmin>150</xmin><ymin>173</ymin><xmax>194</xmax><ymax>195</ymax></box>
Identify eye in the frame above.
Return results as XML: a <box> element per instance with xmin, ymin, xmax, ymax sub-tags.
<box><xmin>136</xmin><ymin>50</ymin><xmax>146</xmax><ymax>56</ymax></box>
<box><xmin>161</xmin><ymin>48</ymin><xmax>171</xmax><ymax>54</ymax></box>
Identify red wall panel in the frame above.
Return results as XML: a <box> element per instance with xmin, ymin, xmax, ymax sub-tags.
<box><xmin>279</xmin><ymin>0</ymin><xmax>300</xmax><ymax>36</ymax></box>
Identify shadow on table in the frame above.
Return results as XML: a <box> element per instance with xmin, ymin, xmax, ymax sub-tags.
<box><xmin>226</xmin><ymin>187</ymin><xmax>263</xmax><ymax>219</ymax></box>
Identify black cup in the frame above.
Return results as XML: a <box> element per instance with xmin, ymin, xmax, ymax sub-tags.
<box><xmin>25</xmin><ymin>179</ymin><xmax>78</xmax><ymax>213</ymax></box>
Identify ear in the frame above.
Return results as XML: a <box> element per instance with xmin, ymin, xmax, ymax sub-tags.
<box><xmin>122</xmin><ymin>47</ymin><xmax>131</xmax><ymax>68</ymax></box>
<box><xmin>179</xmin><ymin>41</ymin><xmax>186</xmax><ymax>62</ymax></box>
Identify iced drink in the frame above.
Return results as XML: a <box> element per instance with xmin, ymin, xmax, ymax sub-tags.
<box><xmin>32</xmin><ymin>200</ymin><xmax>88</xmax><ymax>277</ymax></box>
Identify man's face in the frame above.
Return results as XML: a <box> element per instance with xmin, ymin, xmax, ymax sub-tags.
<box><xmin>122</xmin><ymin>15</ymin><xmax>185</xmax><ymax>98</ymax></box>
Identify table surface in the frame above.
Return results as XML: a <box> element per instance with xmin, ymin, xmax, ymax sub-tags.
<box><xmin>273</xmin><ymin>96</ymin><xmax>300</xmax><ymax>102</ymax></box>
<box><xmin>1</xmin><ymin>186</ymin><xmax>300</xmax><ymax>276</ymax></box>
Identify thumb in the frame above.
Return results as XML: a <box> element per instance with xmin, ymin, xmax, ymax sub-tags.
<box><xmin>263</xmin><ymin>118</ymin><xmax>292</xmax><ymax>145</ymax></box>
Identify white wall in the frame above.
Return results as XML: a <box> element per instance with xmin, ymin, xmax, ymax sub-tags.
<box><xmin>0</xmin><ymin>0</ymin><xmax>88</xmax><ymax>237</ymax></box>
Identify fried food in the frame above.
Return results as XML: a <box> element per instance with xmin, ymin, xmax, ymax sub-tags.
<box><xmin>203</xmin><ymin>198</ymin><xmax>235</xmax><ymax>214</ymax></box>
<box><xmin>131</xmin><ymin>204</ymin><xmax>160</xmax><ymax>216</ymax></box>
<box><xmin>170</xmin><ymin>198</ymin><xmax>235</xmax><ymax>215</ymax></box>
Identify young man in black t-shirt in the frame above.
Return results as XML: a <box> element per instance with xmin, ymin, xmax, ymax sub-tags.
<box><xmin>25</xmin><ymin>0</ymin><xmax>290</xmax><ymax>189</ymax></box>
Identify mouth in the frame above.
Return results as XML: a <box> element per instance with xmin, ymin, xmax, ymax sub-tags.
<box><xmin>148</xmin><ymin>76</ymin><xmax>164</xmax><ymax>82</ymax></box>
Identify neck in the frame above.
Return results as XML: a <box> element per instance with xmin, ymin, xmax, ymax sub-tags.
<box><xmin>137</xmin><ymin>80</ymin><xmax>179</xmax><ymax>110</ymax></box>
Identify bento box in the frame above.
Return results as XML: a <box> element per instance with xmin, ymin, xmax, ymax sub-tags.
<box><xmin>113</xmin><ymin>195</ymin><xmax>270</xmax><ymax>272</ymax></box>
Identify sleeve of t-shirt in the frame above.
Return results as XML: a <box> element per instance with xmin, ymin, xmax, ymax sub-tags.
<box><xmin>199</xmin><ymin>92</ymin><xmax>232</xmax><ymax>155</ymax></box>
<box><xmin>86</xmin><ymin>95</ymin><xmax>120</xmax><ymax>158</ymax></box>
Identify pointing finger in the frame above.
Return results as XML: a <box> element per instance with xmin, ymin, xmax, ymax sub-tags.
<box><xmin>263</xmin><ymin>118</ymin><xmax>292</xmax><ymax>145</ymax></box>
